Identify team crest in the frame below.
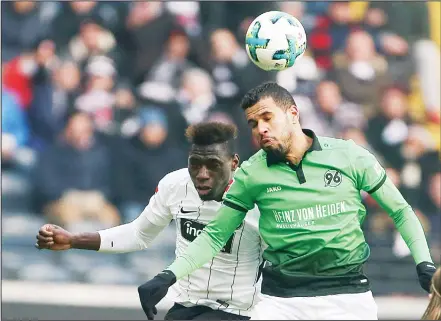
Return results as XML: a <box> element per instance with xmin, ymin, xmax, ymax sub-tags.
<box><xmin>324</xmin><ymin>170</ymin><xmax>342</xmax><ymax>187</ymax></box>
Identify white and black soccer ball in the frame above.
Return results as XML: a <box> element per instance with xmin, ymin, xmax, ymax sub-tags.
<box><xmin>245</xmin><ymin>11</ymin><xmax>307</xmax><ymax>71</ymax></box>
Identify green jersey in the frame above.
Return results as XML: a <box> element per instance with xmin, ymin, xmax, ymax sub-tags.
<box><xmin>167</xmin><ymin>129</ymin><xmax>432</xmax><ymax>297</ymax></box>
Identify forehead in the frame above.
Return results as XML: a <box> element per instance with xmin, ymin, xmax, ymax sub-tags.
<box><xmin>189</xmin><ymin>143</ymin><xmax>229</xmax><ymax>159</ymax></box>
<box><xmin>245</xmin><ymin>97</ymin><xmax>282</xmax><ymax>120</ymax></box>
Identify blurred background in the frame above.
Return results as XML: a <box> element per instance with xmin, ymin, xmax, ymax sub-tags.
<box><xmin>1</xmin><ymin>1</ymin><xmax>440</xmax><ymax>320</ymax></box>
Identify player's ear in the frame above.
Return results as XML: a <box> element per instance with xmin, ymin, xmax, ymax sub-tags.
<box><xmin>231</xmin><ymin>154</ymin><xmax>240</xmax><ymax>170</ymax></box>
<box><xmin>287</xmin><ymin>104</ymin><xmax>300</xmax><ymax>124</ymax></box>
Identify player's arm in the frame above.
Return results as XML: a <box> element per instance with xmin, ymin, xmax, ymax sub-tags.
<box><xmin>137</xmin><ymin>167</ymin><xmax>256</xmax><ymax>311</ymax></box>
<box><xmin>351</xmin><ymin>142</ymin><xmax>436</xmax><ymax>292</ymax></box>
<box><xmin>36</xmin><ymin>177</ymin><xmax>174</xmax><ymax>253</ymax></box>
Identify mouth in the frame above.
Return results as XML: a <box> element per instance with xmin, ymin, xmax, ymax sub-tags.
<box><xmin>196</xmin><ymin>186</ymin><xmax>212</xmax><ymax>195</ymax></box>
<box><xmin>261</xmin><ymin>137</ymin><xmax>275</xmax><ymax>147</ymax></box>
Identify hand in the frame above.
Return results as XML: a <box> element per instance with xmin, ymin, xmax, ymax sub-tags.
<box><xmin>35</xmin><ymin>224</ymin><xmax>73</xmax><ymax>251</ymax></box>
<box><xmin>138</xmin><ymin>270</ymin><xmax>177</xmax><ymax>320</ymax></box>
<box><xmin>416</xmin><ymin>261</ymin><xmax>437</xmax><ymax>293</ymax></box>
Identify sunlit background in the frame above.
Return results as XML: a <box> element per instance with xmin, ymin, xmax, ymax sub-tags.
<box><xmin>1</xmin><ymin>1</ymin><xmax>440</xmax><ymax>319</ymax></box>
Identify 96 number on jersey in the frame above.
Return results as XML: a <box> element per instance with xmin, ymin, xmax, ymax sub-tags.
<box><xmin>324</xmin><ymin>170</ymin><xmax>342</xmax><ymax>187</ymax></box>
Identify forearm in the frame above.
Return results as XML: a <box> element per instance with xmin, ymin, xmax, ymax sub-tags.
<box><xmin>167</xmin><ymin>205</ymin><xmax>246</xmax><ymax>279</ymax></box>
<box><xmin>71</xmin><ymin>232</ymin><xmax>101</xmax><ymax>251</ymax></box>
<box><xmin>371</xmin><ymin>177</ymin><xmax>433</xmax><ymax>264</ymax></box>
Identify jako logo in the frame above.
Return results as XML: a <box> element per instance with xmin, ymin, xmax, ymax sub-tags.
<box><xmin>267</xmin><ymin>186</ymin><xmax>282</xmax><ymax>193</ymax></box>
<box><xmin>183</xmin><ymin>221</ymin><xmax>203</xmax><ymax>238</ymax></box>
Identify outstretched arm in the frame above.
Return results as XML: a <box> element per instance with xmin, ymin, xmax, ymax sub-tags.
<box><xmin>36</xmin><ymin>176</ymin><xmax>174</xmax><ymax>252</ymax></box>
<box><xmin>351</xmin><ymin>141</ymin><xmax>435</xmax><ymax>292</ymax></box>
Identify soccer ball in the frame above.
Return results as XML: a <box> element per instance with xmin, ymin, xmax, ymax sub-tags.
<box><xmin>245</xmin><ymin>11</ymin><xmax>307</xmax><ymax>71</ymax></box>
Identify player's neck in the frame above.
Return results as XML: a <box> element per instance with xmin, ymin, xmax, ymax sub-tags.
<box><xmin>285</xmin><ymin>129</ymin><xmax>313</xmax><ymax>165</ymax></box>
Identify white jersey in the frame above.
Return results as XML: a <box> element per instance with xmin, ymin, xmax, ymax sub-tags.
<box><xmin>99</xmin><ymin>168</ymin><xmax>264</xmax><ymax>316</ymax></box>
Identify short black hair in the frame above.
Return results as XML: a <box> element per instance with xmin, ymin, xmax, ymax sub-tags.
<box><xmin>240</xmin><ymin>82</ymin><xmax>296</xmax><ymax>110</ymax></box>
<box><xmin>185</xmin><ymin>122</ymin><xmax>238</xmax><ymax>155</ymax></box>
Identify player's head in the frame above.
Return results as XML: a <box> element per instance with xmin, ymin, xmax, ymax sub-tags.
<box><xmin>186</xmin><ymin>122</ymin><xmax>240</xmax><ymax>201</ymax></box>
<box><xmin>240</xmin><ymin>82</ymin><xmax>299</xmax><ymax>159</ymax></box>
<box><xmin>422</xmin><ymin>266</ymin><xmax>441</xmax><ymax>320</ymax></box>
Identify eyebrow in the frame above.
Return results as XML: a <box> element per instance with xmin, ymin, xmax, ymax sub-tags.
<box><xmin>247</xmin><ymin>111</ymin><xmax>273</xmax><ymax>124</ymax></box>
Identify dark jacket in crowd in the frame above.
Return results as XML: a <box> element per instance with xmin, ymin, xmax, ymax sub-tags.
<box><xmin>33</xmin><ymin>136</ymin><xmax>113</xmax><ymax>207</ymax></box>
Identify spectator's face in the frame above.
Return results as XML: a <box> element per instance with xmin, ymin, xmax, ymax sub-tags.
<box><xmin>140</xmin><ymin>123</ymin><xmax>167</xmax><ymax>148</ymax></box>
<box><xmin>346</xmin><ymin>31</ymin><xmax>375</xmax><ymax>62</ymax></box>
<box><xmin>13</xmin><ymin>1</ymin><xmax>36</xmax><ymax>14</ymax></box>
<box><xmin>429</xmin><ymin>173</ymin><xmax>441</xmax><ymax>208</ymax></box>
<box><xmin>211</xmin><ymin>29</ymin><xmax>239</xmax><ymax>63</ymax></box>
<box><xmin>65</xmin><ymin>113</ymin><xmax>94</xmax><ymax>150</ymax></box>
<box><xmin>316</xmin><ymin>81</ymin><xmax>341</xmax><ymax>114</ymax></box>
<box><xmin>55</xmin><ymin>62</ymin><xmax>81</xmax><ymax>91</ymax></box>
<box><xmin>280</xmin><ymin>2</ymin><xmax>304</xmax><ymax>20</ymax></box>
<box><xmin>381</xmin><ymin>89</ymin><xmax>408</xmax><ymax>119</ymax></box>
<box><xmin>188</xmin><ymin>144</ymin><xmax>239</xmax><ymax>201</ymax></box>
<box><xmin>88</xmin><ymin>75</ymin><xmax>114</xmax><ymax>92</ymax></box>
<box><xmin>115</xmin><ymin>88</ymin><xmax>135</xmax><ymax>109</ymax></box>
<box><xmin>167</xmin><ymin>33</ymin><xmax>190</xmax><ymax>60</ymax></box>
<box><xmin>182</xmin><ymin>72</ymin><xmax>212</xmax><ymax>100</ymax></box>
<box><xmin>70</xmin><ymin>1</ymin><xmax>97</xmax><ymax>14</ymax></box>
<box><xmin>329</xmin><ymin>3</ymin><xmax>351</xmax><ymax>24</ymax></box>
<box><xmin>80</xmin><ymin>23</ymin><xmax>102</xmax><ymax>50</ymax></box>
<box><xmin>245</xmin><ymin>97</ymin><xmax>298</xmax><ymax>159</ymax></box>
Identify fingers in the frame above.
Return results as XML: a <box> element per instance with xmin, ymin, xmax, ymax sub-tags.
<box><xmin>37</xmin><ymin>234</ymin><xmax>53</xmax><ymax>243</ymax></box>
<box><xmin>140</xmin><ymin>302</ymin><xmax>154</xmax><ymax>320</ymax></box>
<box><xmin>39</xmin><ymin>224</ymin><xmax>54</xmax><ymax>237</ymax></box>
<box><xmin>35</xmin><ymin>233</ymin><xmax>54</xmax><ymax>250</ymax></box>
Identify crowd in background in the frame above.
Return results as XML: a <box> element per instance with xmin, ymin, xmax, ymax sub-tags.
<box><xmin>2</xmin><ymin>1</ymin><xmax>440</xmax><ymax>294</ymax></box>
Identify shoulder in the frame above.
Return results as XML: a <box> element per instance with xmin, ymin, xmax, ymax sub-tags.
<box><xmin>316</xmin><ymin>136</ymin><xmax>357</xmax><ymax>151</ymax></box>
<box><xmin>239</xmin><ymin>150</ymin><xmax>268</xmax><ymax>172</ymax></box>
<box><xmin>158</xmin><ymin>168</ymin><xmax>192</xmax><ymax>191</ymax></box>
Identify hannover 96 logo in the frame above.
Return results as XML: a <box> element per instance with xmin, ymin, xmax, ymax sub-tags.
<box><xmin>324</xmin><ymin>170</ymin><xmax>342</xmax><ymax>187</ymax></box>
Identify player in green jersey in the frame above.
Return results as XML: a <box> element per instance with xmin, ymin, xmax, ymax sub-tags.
<box><xmin>137</xmin><ymin>83</ymin><xmax>436</xmax><ymax>320</ymax></box>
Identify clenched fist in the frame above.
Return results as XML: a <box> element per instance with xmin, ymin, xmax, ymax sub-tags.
<box><xmin>35</xmin><ymin>224</ymin><xmax>73</xmax><ymax>251</ymax></box>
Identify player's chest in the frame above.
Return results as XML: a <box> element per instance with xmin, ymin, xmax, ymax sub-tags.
<box><xmin>255</xmin><ymin>162</ymin><xmax>357</xmax><ymax>210</ymax></box>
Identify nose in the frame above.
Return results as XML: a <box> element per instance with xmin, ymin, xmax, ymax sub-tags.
<box><xmin>257</xmin><ymin>120</ymin><xmax>269</xmax><ymax>136</ymax></box>
<box><xmin>196</xmin><ymin>166</ymin><xmax>210</xmax><ymax>181</ymax></box>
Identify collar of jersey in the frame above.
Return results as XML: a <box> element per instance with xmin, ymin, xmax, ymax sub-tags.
<box><xmin>266</xmin><ymin>128</ymin><xmax>322</xmax><ymax>167</ymax></box>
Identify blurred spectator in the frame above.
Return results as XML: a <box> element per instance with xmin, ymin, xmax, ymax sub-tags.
<box><xmin>29</xmin><ymin>60</ymin><xmax>81</xmax><ymax>150</ymax></box>
<box><xmin>198</xmin><ymin>1</ymin><xmax>275</xmax><ymax>41</ymax></box>
<box><xmin>125</xmin><ymin>2</ymin><xmax>179</xmax><ymax>83</ymax></box>
<box><xmin>366</xmin><ymin>86</ymin><xmax>411</xmax><ymax>169</ymax></box>
<box><xmin>1</xmin><ymin>1</ymin><xmax>51</xmax><ymax>62</ymax></box>
<box><xmin>34</xmin><ymin>112</ymin><xmax>118</xmax><ymax>228</ymax></box>
<box><xmin>277</xmin><ymin>54</ymin><xmax>321</xmax><ymax>98</ymax></box>
<box><xmin>112</xmin><ymin>83</ymin><xmax>139</xmax><ymax>138</ymax></box>
<box><xmin>50</xmin><ymin>2</ymin><xmax>127</xmax><ymax>49</ymax></box>
<box><xmin>331</xmin><ymin>30</ymin><xmax>391</xmax><ymax>112</ymax></box>
<box><xmin>400</xmin><ymin>125</ymin><xmax>440</xmax><ymax>205</ymax></box>
<box><xmin>209</xmin><ymin>28</ymin><xmax>273</xmax><ymax>110</ymax></box>
<box><xmin>177</xmin><ymin>67</ymin><xmax>216</xmax><ymax>125</ymax></box>
<box><xmin>74</xmin><ymin>56</ymin><xmax>117</xmax><ymax>134</ymax></box>
<box><xmin>2</xmin><ymin>90</ymin><xmax>30</xmax><ymax>168</ymax></box>
<box><xmin>138</xmin><ymin>29</ymin><xmax>193</xmax><ymax>104</ymax></box>
<box><xmin>300</xmin><ymin>80</ymin><xmax>365</xmax><ymax>137</ymax></box>
<box><xmin>365</xmin><ymin>2</ymin><xmax>440</xmax><ymax>113</ymax></box>
<box><xmin>113</xmin><ymin>107</ymin><xmax>187</xmax><ymax>222</ymax></box>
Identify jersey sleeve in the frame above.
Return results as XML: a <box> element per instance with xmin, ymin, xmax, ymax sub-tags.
<box><xmin>98</xmin><ymin>175</ymin><xmax>173</xmax><ymax>252</ymax></box>
<box><xmin>223</xmin><ymin>167</ymin><xmax>256</xmax><ymax>212</ymax></box>
<box><xmin>143</xmin><ymin>176</ymin><xmax>174</xmax><ymax>226</ymax></box>
<box><xmin>350</xmin><ymin>142</ymin><xmax>387</xmax><ymax>193</ymax></box>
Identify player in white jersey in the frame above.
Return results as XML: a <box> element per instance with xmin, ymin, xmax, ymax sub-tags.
<box><xmin>36</xmin><ymin>122</ymin><xmax>264</xmax><ymax>320</ymax></box>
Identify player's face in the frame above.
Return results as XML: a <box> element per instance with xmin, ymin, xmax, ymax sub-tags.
<box><xmin>245</xmin><ymin>97</ymin><xmax>297</xmax><ymax>158</ymax></box>
<box><xmin>188</xmin><ymin>144</ymin><xmax>239</xmax><ymax>201</ymax></box>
